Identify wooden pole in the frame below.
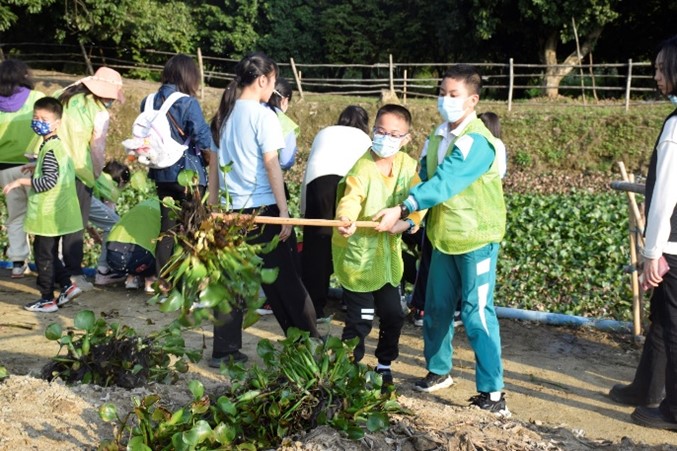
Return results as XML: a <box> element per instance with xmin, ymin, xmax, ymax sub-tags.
<box><xmin>388</xmin><ymin>54</ymin><xmax>395</xmax><ymax>96</ymax></box>
<box><xmin>212</xmin><ymin>212</ymin><xmax>379</xmax><ymax>228</ymax></box>
<box><xmin>290</xmin><ymin>58</ymin><xmax>304</xmax><ymax>100</ymax></box>
<box><xmin>197</xmin><ymin>48</ymin><xmax>205</xmax><ymax>101</ymax></box>
<box><xmin>571</xmin><ymin>17</ymin><xmax>586</xmax><ymax>105</ymax></box>
<box><xmin>403</xmin><ymin>69</ymin><xmax>408</xmax><ymax>104</ymax></box>
<box><xmin>508</xmin><ymin>58</ymin><xmax>514</xmax><ymax>112</ymax></box>
<box><xmin>617</xmin><ymin>161</ymin><xmax>645</xmax><ymax>235</ymax></box>
<box><xmin>627</xmin><ymin>173</ymin><xmax>643</xmax><ymax>340</ymax></box>
<box><xmin>79</xmin><ymin>41</ymin><xmax>94</xmax><ymax>75</ymax></box>
<box><xmin>625</xmin><ymin>59</ymin><xmax>633</xmax><ymax>112</ymax></box>
<box><xmin>588</xmin><ymin>53</ymin><xmax>599</xmax><ymax>102</ymax></box>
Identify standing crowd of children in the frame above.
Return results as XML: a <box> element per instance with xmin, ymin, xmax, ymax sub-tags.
<box><xmin>0</xmin><ymin>54</ymin><xmax>512</xmax><ymax>417</ymax></box>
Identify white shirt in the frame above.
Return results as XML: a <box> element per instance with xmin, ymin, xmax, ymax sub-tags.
<box><xmin>644</xmin><ymin>115</ymin><xmax>677</xmax><ymax>258</ymax></box>
<box><xmin>218</xmin><ymin>99</ymin><xmax>285</xmax><ymax>209</ymax></box>
<box><xmin>300</xmin><ymin>125</ymin><xmax>372</xmax><ymax>214</ymax></box>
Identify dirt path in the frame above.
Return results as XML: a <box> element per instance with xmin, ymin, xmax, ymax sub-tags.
<box><xmin>0</xmin><ymin>270</ymin><xmax>676</xmax><ymax>450</ymax></box>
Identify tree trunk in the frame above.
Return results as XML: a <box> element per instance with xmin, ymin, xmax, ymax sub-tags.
<box><xmin>542</xmin><ymin>27</ymin><xmax>603</xmax><ymax>99</ymax></box>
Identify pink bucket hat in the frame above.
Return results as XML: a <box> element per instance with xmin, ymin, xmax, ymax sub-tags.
<box><xmin>81</xmin><ymin>67</ymin><xmax>124</xmax><ymax>102</ymax></box>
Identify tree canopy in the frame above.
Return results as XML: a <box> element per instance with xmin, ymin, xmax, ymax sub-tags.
<box><xmin>1</xmin><ymin>0</ymin><xmax>674</xmax><ymax>95</ymax></box>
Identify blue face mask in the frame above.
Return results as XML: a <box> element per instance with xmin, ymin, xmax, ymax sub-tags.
<box><xmin>31</xmin><ymin>119</ymin><xmax>52</xmax><ymax>136</ymax></box>
<box><xmin>103</xmin><ymin>100</ymin><xmax>114</xmax><ymax>109</ymax></box>
<box><xmin>372</xmin><ymin>133</ymin><xmax>402</xmax><ymax>158</ymax></box>
<box><xmin>669</xmin><ymin>95</ymin><xmax>677</xmax><ymax>105</ymax></box>
<box><xmin>437</xmin><ymin>96</ymin><xmax>467</xmax><ymax>123</ymax></box>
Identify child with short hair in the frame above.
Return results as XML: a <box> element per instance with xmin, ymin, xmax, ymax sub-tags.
<box><xmin>332</xmin><ymin>104</ymin><xmax>425</xmax><ymax>391</ymax></box>
<box><xmin>2</xmin><ymin>96</ymin><xmax>83</xmax><ymax>312</ymax></box>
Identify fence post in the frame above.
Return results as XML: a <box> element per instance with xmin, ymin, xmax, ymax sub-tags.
<box><xmin>290</xmin><ymin>58</ymin><xmax>304</xmax><ymax>100</ymax></box>
<box><xmin>403</xmin><ymin>69</ymin><xmax>408</xmax><ymax>104</ymax></box>
<box><xmin>197</xmin><ymin>48</ymin><xmax>204</xmax><ymax>101</ymax></box>
<box><xmin>79</xmin><ymin>41</ymin><xmax>94</xmax><ymax>75</ymax></box>
<box><xmin>389</xmin><ymin>54</ymin><xmax>395</xmax><ymax>96</ymax></box>
<box><xmin>625</xmin><ymin>59</ymin><xmax>633</xmax><ymax>112</ymax></box>
<box><xmin>508</xmin><ymin>58</ymin><xmax>514</xmax><ymax>112</ymax></box>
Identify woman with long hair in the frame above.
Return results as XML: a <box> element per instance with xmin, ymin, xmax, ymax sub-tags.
<box><xmin>208</xmin><ymin>52</ymin><xmax>318</xmax><ymax>364</ymax></box>
<box><xmin>57</xmin><ymin>66</ymin><xmax>123</xmax><ymax>291</ymax></box>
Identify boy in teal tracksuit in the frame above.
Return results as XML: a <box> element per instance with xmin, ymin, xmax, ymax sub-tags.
<box><xmin>333</xmin><ymin>104</ymin><xmax>425</xmax><ymax>391</ymax></box>
<box><xmin>374</xmin><ymin>65</ymin><xmax>509</xmax><ymax>416</ymax></box>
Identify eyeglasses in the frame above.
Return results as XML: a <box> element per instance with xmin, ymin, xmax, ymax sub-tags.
<box><xmin>372</xmin><ymin>127</ymin><xmax>408</xmax><ymax>140</ymax></box>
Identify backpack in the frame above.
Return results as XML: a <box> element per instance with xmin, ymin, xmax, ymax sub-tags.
<box><xmin>122</xmin><ymin>92</ymin><xmax>189</xmax><ymax>169</ymax></box>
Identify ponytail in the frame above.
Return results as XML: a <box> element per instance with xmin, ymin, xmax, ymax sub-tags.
<box><xmin>210</xmin><ymin>52</ymin><xmax>279</xmax><ymax>144</ymax></box>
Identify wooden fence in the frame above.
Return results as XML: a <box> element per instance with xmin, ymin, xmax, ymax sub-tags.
<box><xmin>0</xmin><ymin>43</ymin><xmax>659</xmax><ymax>111</ymax></box>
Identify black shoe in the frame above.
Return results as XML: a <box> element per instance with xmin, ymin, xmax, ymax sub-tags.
<box><xmin>631</xmin><ymin>406</ymin><xmax>677</xmax><ymax>430</ymax></box>
<box><xmin>414</xmin><ymin>372</ymin><xmax>453</xmax><ymax>392</ymax></box>
<box><xmin>468</xmin><ymin>392</ymin><xmax>512</xmax><ymax>418</ymax></box>
<box><xmin>376</xmin><ymin>367</ymin><xmax>394</xmax><ymax>393</ymax></box>
<box><xmin>609</xmin><ymin>384</ymin><xmax>661</xmax><ymax>408</ymax></box>
<box><xmin>209</xmin><ymin>351</ymin><xmax>248</xmax><ymax>368</ymax></box>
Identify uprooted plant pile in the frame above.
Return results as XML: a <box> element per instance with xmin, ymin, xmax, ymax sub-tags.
<box><xmin>41</xmin><ymin>310</ymin><xmax>200</xmax><ymax>388</ymax></box>
<box><xmin>98</xmin><ymin>329</ymin><xmax>407</xmax><ymax>450</ymax></box>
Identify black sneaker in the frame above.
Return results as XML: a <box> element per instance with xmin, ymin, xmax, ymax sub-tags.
<box><xmin>412</xmin><ymin>309</ymin><xmax>424</xmax><ymax>327</ymax></box>
<box><xmin>56</xmin><ymin>283</ymin><xmax>82</xmax><ymax>306</ymax></box>
<box><xmin>609</xmin><ymin>383</ymin><xmax>662</xmax><ymax>408</ymax></box>
<box><xmin>631</xmin><ymin>406</ymin><xmax>677</xmax><ymax>430</ymax></box>
<box><xmin>468</xmin><ymin>392</ymin><xmax>511</xmax><ymax>418</ymax></box>
<box><xmin>414</xmin><ymin>372</ymin><xmax>453</xmax><ymax>392</ymax></box>
<box><xmin>209</xmin><ymin>351</ymin><xmax>248</xmax><ymax>368</ymax></box>
<box><xmin>376</xmin><ymin>367</ymin><xmax>394</xmax><ymax>393</ymax></box>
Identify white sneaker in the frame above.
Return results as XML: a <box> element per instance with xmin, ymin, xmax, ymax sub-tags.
<box><xmin>11</xmin><ymin>262</ymin><xmax>28</xmax><ymax>279</ymax></box>
<box><xmin>71</xmin><ymin>274</ymin><xmax>93</xmax><ymax>291</ymax></box>
<box><xmin>125</xmin><ymin>276</ymin><xmax>141</xmax><ymax>290</ymax></box>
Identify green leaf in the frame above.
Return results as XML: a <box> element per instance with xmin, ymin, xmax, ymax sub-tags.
<box><xmin>127</xmin><ymin>436</ymin><xmax>152</xmax><ymax>451</ymax></box>
<box><xmin>260</xmin><ymin>267</ymin><xmax>279</xmax><ymax>284</ymax></box>
<box><xmin>242</xmin><ymin>309</ymin><xmax>260</xmax><ymax>329</ymax></box>
<box><xmin>45</xmin><ymin>323</ymin><xmax>62</xmax><ymax>341</ymax></box>
<box><xmin>366</xmin><ymin>412</ymin><xmax>388</xmax><ymax>432</ymax></box>
<box><xmin>213</xmin><ymin>422</ymin><xmax>237</xmax><ymax>444</ymax></box>
<box><xmin>198</xmin><ymin>283</ymin><xmax>228</xmax><ymax>308</ymax></box>
<box><xmin>159</xmin><ymin>289</ymin><xmax>184</xmax><ymax>313</ymax></box>
<box><xmin>188</xmin><ymin>380</ymin><xmax>204</xmax><ymax>400</ymax></box>
<box><xmin>177</xmin><ymin>169</ymin><xmax>198</xmax><ymax>187</ymax></box>
<box><xmin>130</xmin><ymin>170</ymin><xmax>149</xmax><ymax>191</ymax></box>
<box><xmin>216</xmin><ymin>396</ymin><xmax>237</xmax><ymax>416</ymax></box>
<box><xmin>0</xmin><ymin>365</ymin><xmax>8</xmax><ymax>381</ymax></box>
<box><xmin>74</xmin><ymin>310</ymin><xmax>96</xmax><ymax>331</ymax></box>
<box><xmin>98</xmin><ymin>402</ymin><xmax>118</xmax><ymax>422</ymax></box>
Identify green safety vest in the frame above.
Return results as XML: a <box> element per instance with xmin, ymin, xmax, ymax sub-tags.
<box><xmin>24</xmin><ymin>137</ymin><xmax>83</xmax><ymax>236</ymax></box>
<box><xmin>107</xmin><ymin>199</ymin><xmax>161</xmax><ymax>254</ymax></box>
<box><xmin>332</xmin><ymin>151</ymin><xmax>417</xmax><ymax>292</ymax></box>
<box><xmin>0</xmin><ymin>90</ymin><xmax>44</xmax><ymax>164</ymax></box>
<box><xmin>277</xmin><ymin>111</ymin><xmax>299</xmax><ymax>138</ymax></box>
<box><xmin>57</xmin><ymin>92</ymin><xmax>106</xmax><ymax>187</ymax></box>
<box><xmin>93</xmin><ymin>172</ymin><xmax>120</xmax><ymax>202</ymax></box>
<box><xmin>425</xmin><ymin>119</ymin><xmax>506</xmax><ymax>255</ymax></box>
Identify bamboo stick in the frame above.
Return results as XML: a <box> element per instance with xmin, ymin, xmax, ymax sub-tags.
<box><xmin>628</xmin><ymin>203</ymin><xmax>642</xmax><ymax>339</ymax></box>
<box><xmin>212</xmin><ymin>213</ymin><xmax>379</xmax><ymax>228</ymax></box>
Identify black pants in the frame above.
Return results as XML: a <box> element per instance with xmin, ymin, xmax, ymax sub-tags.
<box><xmin>629</xmin><ymin>318</ymin><xmax>667</xmax><ymax>405</ymax></box>
<box><xmin>34</xmin><ymin>235</ymin><xmax>71</xmax><ymax>299</ymax></box>
<box><xmin>342</xmin><ymin>283</ymin><xmax>405</xmax><ymax>365</ymax></box>
<box><xmin>301</xmin><ymin>232</ymin><xmax>333</xmax><ymax>318</ymax></box>
<box><xmin>410</xmin><ymin>229</ymin><xmax>432</xmax><ymax>311</ymax></box>
<box><xmin>155</xmin><ymin>182</ymin><xmax>204</xmax><ymax>278</ymax></box>
<box><xmin>656</xmin><ymin>253</ymin><xmax>677</xmax><ymax>420</ymax></box>
<box><xmin>106</xmin><ymin>242</ymin><xmax>156</xmax><ymax>277</ymax></box>
<box><xmin>212</xmin><ymin>307</ymin><xmax>244</xmax><ymax>358</ymax></box>
<box><xmin>62</xmin><ymin>179</ymin><xmax>92</xmax><ymax>276</ymax></box>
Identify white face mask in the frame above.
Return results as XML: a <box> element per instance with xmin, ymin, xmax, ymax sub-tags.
<box><xmin>669</xmin><ymin>94</ymin><xmax>677</xmax><ymax>105</ymax></box>
<box><xmin>371</xmin><ymin>133</ymin><xmax>402</xmax><ymax>158</ymax></box>
<box><xmin>437</xmin><ymin>96</ymin><xmax>467</xmax><ymax>123</ymax></box>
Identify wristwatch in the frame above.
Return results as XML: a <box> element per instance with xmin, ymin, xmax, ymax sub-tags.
<box><xmin>399</xmin><ymin>203</ymin><xmax>410</xmax><ymax>219</ymax></box>
<box><xmin>404</xmin><ymin>218</ymin><xmax>416</xmax><ymax>234</ymax></box>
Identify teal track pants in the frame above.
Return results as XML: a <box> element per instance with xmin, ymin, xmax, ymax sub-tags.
<box><xmin>423</xmin><ymin>242</ymin><xmax>504</xmax><ymax>393</ymax></box>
